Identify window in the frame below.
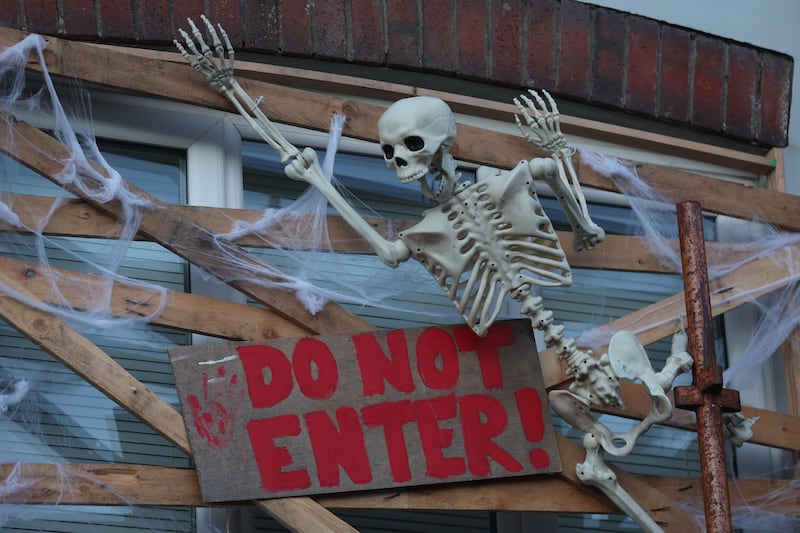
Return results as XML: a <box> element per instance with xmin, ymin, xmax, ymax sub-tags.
<box><xmin>0</xmin><ymin>80</ymin><xmax>782</xmax><ymax>532</ymax></box>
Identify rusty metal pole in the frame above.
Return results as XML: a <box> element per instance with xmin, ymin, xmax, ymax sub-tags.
<box><xmin>673</xmin><ymin>201</ymin><xmax>741</xmax><ymax>533</ymax></box>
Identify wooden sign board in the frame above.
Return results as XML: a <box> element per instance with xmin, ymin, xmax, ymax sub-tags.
<box><xmin>168</xmin><ymin>320</ymin><xmax>561</xmax><ymax>502</ymax></box>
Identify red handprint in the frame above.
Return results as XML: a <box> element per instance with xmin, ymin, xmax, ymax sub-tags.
<box><xmin>186</xmin><ymin>365</ymin><xmax>245</xmax><ymax>448</ymax></box>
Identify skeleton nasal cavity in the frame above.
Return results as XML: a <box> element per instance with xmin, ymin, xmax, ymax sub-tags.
<box><xmin>377</xmin><ymin>96</ymin><xmax>457</xmax><ymax>183</ymax></box>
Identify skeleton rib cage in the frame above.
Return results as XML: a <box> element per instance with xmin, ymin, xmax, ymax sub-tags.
<box><xmin>400</xmin><ymin>162</ymin><xmax>572</xmax><ymax>336</ymax></box>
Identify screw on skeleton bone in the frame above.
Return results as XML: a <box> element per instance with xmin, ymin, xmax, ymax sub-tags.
<box><xmin>250</xmin><ymin>96</ymin><xmax>265</xmax><ymax>113</ymax></box>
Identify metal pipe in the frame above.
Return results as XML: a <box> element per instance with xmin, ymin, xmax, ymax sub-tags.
<box><xmin>676</xmin><ymin>200</ymin><xmax>735</xmax><ymax>533</ymax></box>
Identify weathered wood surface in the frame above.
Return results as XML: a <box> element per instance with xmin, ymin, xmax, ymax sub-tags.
<box><xmin>169</xmin><ymin>321</ymin><xmax>560</xmax><ymax>501</ymax></box>
<box><xmin>0</xmin><ymin>255</ymin><xmax>309</xmax><ymax>341</ymax></box>
<box><xmin>0</xmin><ymin>193</ymin><xmax>670</xmax><ymax>272</ymax></box>
<box><xmin>0</xmin><ymin>270</ymin><xmax>191</xmax><ymax>452</ymax></box>
<box><xmin>0</xmin><ymin>269</ymin><xmax>358</xmax><ymax>533</ymax></box>
<box><xmin>0</xmin><ymin>115</ymin><xmax>371</xmax><ymax>337</ymax></box>
<box><xmin>7</xmin><ymin>249</ymin><xmax>800</xmax><ymax>452</ymax></box>
<box><xmin>97</xmin><ymin>40</ymin><xmax>775</xmax><ymax>175</ymax></box>
<box><xmin>2</xmin><ymin>28</ymin><xmax>797</xmax><ymax>232</ymax></box>
<box><xmin>4</xmin><ymin>463</ymin><xmax>797</xmax><ymax>517</ymax></box>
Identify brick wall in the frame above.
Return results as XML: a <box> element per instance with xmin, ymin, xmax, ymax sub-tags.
<box><xmin>0</xmin><ymin>0</ymin><xmax>792</xmax><ymax>146</ymax></box>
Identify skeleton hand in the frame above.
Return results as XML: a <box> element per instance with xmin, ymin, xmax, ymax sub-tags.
<box><xmin>514</xmin><ymin>90</ymin><xmax>567</xmax><ymax>154</ymax></box>
<box><xmin>175</xmin><ymin>15</ymin><xmax>235</xmax><ymax>92</ymax></box>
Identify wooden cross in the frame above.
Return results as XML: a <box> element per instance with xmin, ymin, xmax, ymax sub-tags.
<box><xmin>673</xmin><ymin>201</ymin><xmax>741</xmax><ymax>533</ymax></box>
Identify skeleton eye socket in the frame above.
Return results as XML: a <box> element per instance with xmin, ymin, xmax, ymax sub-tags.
<box><xmin>404</xmin><ymin>136</ymin><xmax>424</xmax><ymax>151</ymax></box>
<box><xmin>382</xmin><ymin>145</ymin><xmax>395</xmax><ymax>159</ymax></box>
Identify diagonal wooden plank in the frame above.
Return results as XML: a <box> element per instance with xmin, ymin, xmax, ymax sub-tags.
<box><xmin>0</xmin><ymin>269</ymin><xmax>191</xmax><ymax>451</ymax></box>
<box><xmin>0</xmin><ymin>269</ymin><xmax>358</xmax><ymax>532</ymax></box>
<box><xmin>93</xmin><ymin>42</ymin><xmax>773</xmax><ymax>175</ymax></box>
<box><xmin>3</xmin><ymin>28</ymin><xmax>797</xmax><ymax>232</ymax></box>
<box><xmin>0</xmin><ymin>255</ymin><xmax>309</xmax><ymax>341</ymax></box>
<box><xmin>541</xmin><ymin>244</ymin><xmax>800</xmax><ymax>387</ymax></box>
<box><xmin>0</xmin><ymin>114</ymin><xmax>372</xmax><ymax>337</ymax></box>
<box><xmin>8</xmin><ymin>252</ymin><xmax>799</xmax><ymax>450</ymax></box>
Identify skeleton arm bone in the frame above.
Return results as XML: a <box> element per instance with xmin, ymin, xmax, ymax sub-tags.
<box><xmin>530</xmin><ymin>158</ymin><xmax>606</xmax><ymax>252</ymax></box>
<box><xmin>286</xmin><ymin>148</ymin><xmax>412</xmax><ymax>267</ymax></box>
<box><xmin>515</xmin><ymin>91</ymin><xmax>605</xmax><ymax>252</ymax></box>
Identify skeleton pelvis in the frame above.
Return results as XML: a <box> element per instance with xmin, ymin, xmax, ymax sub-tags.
<box><xmin>400</xmin><ymin>161</ymin><xmax>572</xmax><ymax>336</ymax></box>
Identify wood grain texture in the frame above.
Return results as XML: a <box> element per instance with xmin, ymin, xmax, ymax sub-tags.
<box><xmin>3</xmin><ymin>463</ymin><xmax>796</xmax><ymax>517</ymax></box>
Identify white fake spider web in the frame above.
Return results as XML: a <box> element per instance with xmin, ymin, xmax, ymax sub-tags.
<box><xmin>0</xmin><ymin>30</ymin><xmax>797</xmax><ymax>533</ymax></box>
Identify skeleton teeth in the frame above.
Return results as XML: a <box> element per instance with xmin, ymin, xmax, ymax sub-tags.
<box><xmin>399</xmin><ymin>169</ymin><xmax>427</xmax><ymax>183</ymax></box>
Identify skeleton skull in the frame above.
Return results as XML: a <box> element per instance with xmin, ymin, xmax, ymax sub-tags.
<box><xmin>378</xmin><ymin>96</ymin><xmax>456</xmax><ymax>183</ymax></box>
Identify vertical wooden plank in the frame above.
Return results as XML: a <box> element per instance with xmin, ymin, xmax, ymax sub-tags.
<box><xmin>766</xmin><ymin>148</ymin><xmax>800</xmax><ymax>472</ymax></box>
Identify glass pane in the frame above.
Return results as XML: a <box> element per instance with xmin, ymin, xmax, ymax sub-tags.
<box><xmin>0</xmin><ymin>140</ymin><xmax>192</xmax><ymax>532</ymax></box>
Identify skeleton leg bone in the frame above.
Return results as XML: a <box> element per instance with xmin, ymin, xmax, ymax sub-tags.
<box><xmin>577</xmin><ymin>433</ymin><xmax>665</xmax><ymax>533</ymax></box>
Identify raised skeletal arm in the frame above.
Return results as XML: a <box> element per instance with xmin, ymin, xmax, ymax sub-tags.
<box><xmin>515</xmin><ymin>90</ymin><xmax>605</xmax><ymax>252</ymax></box>
<box><xmin>285</xmin><ymin>148</ymin><xmax>412</xmax><ymax>267</ymax></box>
<box><xmin>176</xmin><ymin>17</ymin><xmax>412</xmax><ymax>267</ymax></box>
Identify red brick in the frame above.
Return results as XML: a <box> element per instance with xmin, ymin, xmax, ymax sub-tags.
<box><xmin>209</xmin><ymin>0</ymin><xmax>243</xmax><ymax>47</ymax></box>
<box><xmin>98</xmin><ymin>0</ymin><xmax>134</xmax><ymax>39</ymax></box>
<box><xmin>0</xmin><ymin>1</ymin><xmax>21</xmax><ymax>28</ymax></box>
<box><xmin>421</xmin><ymin>0</ymin><xmax>454</xmax><ymax>72</ymax></box>
<box><xmin>456</xmin><ymin>0</ymin><xmax>488</xmax><ymax>78</ymax></box>
<box><xmin>557</xmin><ymin>0</ymin><xmax>591</xmax><ymax>99</ymax></box>
<box><xmin>758</xmin><ymin>53</ymin><xmax>792</xmax><ymax>146</ymax></box>
<box><xmin>490</xmin><ymin>0</ymin><xmax>523</xmax><ymax>86</ymax></box>
<box><xmin>524</xmin><ymin>0</ymin><xmax>556</xmax><ymax>92</ymax></box>
<box><xmin>313</xmin><ymin>0</ymin><xmax>347</xmax><ymax>59</ymax></box>
<box><xmin>691</xmin><ymin>35</ymin><xmax>724</xmax><ymax>132</ymax></box>
<box><xmin>350</xmin><ymin>0</ymin><xmax>384</xmax><ymax>64</ymax></box>
<box><xmin>657</xmin><ymin>25</ymin><xmax>691</xmax><ymax>122</ymax></box>
<box><xmin>62</xmin><ymin>0</ymin><xmax>97</xmax><ymax>36</ymax></box>
<box><xmin>136</xmin><ymin>0</ymin><xmax>171</xmax><ymax>42</ymax></box>
<box><xmin>386</xmin><ymin>0</ymin><xmax>420</xmax><ymax>68</ymax></box>
<box><xmin>172</xmin><ymin>0</ymin><xmax>205</xmax><ymax>32</ymax></box>
<box><xmin>591</xmin><ymin>8</ymin><xmax>624</xmax><ymax>107</ymax></box>
<box><xmin>23</xmin><ymin>0</ymin><xmax>59</xmax><ymax>34</ymax></box>
<box><xmin>625</xmin><ymin>16</ymin><xmax>658</xmax><ymax>114</ymax></box>
<box><xmin>280</xmin><ymin>0</ymin><xmax>313</xmax><ymax>55</ymax></box>
<box><xmin>243</xmin><ymin>0</ymin><xmax>279</xmax><ymax>52</ymax></box>
<box><xmin>725</xmin><ymin>43</ymin><xmax>758</xmax><ymax>140</ymax></box>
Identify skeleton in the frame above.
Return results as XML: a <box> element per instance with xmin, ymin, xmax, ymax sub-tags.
<box><xmin>175</xmin><ymin>16</ymin><xmax>613</xmax><ymax>406</ymax></box>
<box><xmin>175</xmin><ymin>17</ymin><xmax>763</xmax><ymax>531</ymax></box>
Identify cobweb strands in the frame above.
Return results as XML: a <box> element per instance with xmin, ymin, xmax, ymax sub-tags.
<box><xmin>0</xmin><ymin>33</ymin><xmax>168</xmax><ymax>329</ymax></box>
<box><xmin>575</xmin><ymin>148</ymin><xmax>800</xmax><ymax>390</ymax></box>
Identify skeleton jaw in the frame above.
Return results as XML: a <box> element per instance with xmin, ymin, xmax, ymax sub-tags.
<box><xmin>398</xmin><ymin>167</ymin><xmax>428</xmax><ymax>183</ymax></box>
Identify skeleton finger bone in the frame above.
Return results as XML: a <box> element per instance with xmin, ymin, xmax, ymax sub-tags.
<box><xmin>514</xmin><ymin>90</ymin><xmax>567</xmax><ymax>154</ymax></box>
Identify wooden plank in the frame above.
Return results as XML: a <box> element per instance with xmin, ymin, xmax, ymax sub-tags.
<box><xmin>92</xmin><ymin>40</ymin><xmax>774</xmax><ymax>174</ymax></box>
<box><xmin>3</xmin><ymin>29</ymin><xmax>797</xmax><ymax>232</ymax></box>
<box><xmin>0</xmin><ymin>269</ymin><xmax>358</xmax><ymax>533</ymax></box>
<box><xmin>0</xmin><ymin>115</ymin><xmax>372</xmax><ymax>337</ymax></box>
<box><xmin>4</xmin><ymin>463</ymin><xmax>798</xmax><ymax>517</ymax></box>
<box><xmin>169</xmin><ymin>320</ymin><xmax>560</xmax><ymax>501</ymax></box>
<box><xmin>0</xmin><ymin>193</ymin><xmax>671</xmax><ymax>273</ymax></box>
<box><xmin>0</xmin><ymin>269</ymin><xmax>191</xmax><ymax>452</ymax></box>
<box><xmin>4</xmin><ymin>127</ymin><xmax>798</xmax><ymax>452</ymax></box>
<box><xmin>0</xmin><ymin>255</ymin><xmax>309</xmax><ymax>341</ymax></box>
<box><xmin>8</xmin><ymin>252</ymin><xmax>798</xmax><ymax>451</ymax></box>
<box><xmin>540</xmin><ymin>243</ymin><xmax>800</xmax><ymax>390</ymax></box>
